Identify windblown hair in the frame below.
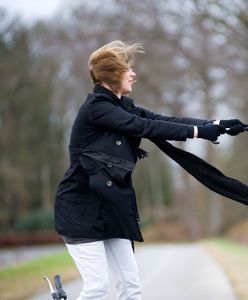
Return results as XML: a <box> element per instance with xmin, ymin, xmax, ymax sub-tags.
<box><xmin>88</xmin><ymin>40</ymin><xmax>144</xmax><ymax>93</ymax></box>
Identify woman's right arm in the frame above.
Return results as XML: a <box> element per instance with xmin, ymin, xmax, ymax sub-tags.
<box><xmin>88</xmin><ymin>95</ymin><xmax>221</xmax><ymax>141</ymax></box>
<box><xmin>88</xmin><ymin>95</ymin><xmax>193</xmax><ymax>141</ymax></box>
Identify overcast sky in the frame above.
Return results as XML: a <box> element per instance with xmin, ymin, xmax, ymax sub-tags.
<box><xmin>0</xmin><ymin>0</ymin><xmax>68</xmax><ymax>22</ymax></box>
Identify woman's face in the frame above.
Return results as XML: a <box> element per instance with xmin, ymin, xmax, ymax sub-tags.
<box><xmin>119</xmin><ymin>69</ymin><xmax>136</xmax><ymax>96</ymax></box>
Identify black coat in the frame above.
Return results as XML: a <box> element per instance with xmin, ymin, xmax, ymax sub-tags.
<box><xmin>54</xmin><ymin>85</ymin><xmax>209</xmax><ymax>242</ymax></box>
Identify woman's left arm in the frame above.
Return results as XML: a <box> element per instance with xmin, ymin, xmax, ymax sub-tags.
<box><xmin>123</xmin><ymin>97</ymin><xmax>246</xmax><ymax>134</ymax></box>
<box><xmin>135</xmin><ymin>105</ymin><xmax>212</xmax><ymax>126</ymax></box>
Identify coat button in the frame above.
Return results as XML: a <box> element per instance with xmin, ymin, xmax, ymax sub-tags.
<box><xmin>107</xmin><ymin>163</ymin><xmax>113</xmax><ymax>168</ymax></box>
<box><xmin>106</xmin><ymin>180</ymin><xmax>112</xmax><ymax>187</ymax></box>
<box><xmin>116</xmin><ymin>140</ymin><xmax>122</xmax><ymax>146</ymax></box>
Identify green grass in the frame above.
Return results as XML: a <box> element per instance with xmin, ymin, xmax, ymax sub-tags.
<box><xmin>0</xmin><ymin>249</ymin><xmax>79</xmax><ymax>300</ymax></box>
<box><xmin>205</xmin><ymin>238</ymin><xmax>248</xmax><ymax>255</ymax></box>
<box><xmin>201</xmin><ymin>238</ymin><xmax>248</xmax><ymax>300</ymax></box>
<box><xmin>0</xmin><ymin>249</ymin><xmax>72</xmax><ymax>278</ymax></box>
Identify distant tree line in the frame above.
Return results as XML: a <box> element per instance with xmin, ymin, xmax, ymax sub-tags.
<box><xmin>1</xmin><ymin>0</ymin><xmax>248</xmax><ymax>237</ymax></box>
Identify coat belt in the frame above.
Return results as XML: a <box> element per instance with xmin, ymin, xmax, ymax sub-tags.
<box><xmin>82</xmin><ymin>151</ymin><xmax>135</xmax><ymax>172</ymax></box>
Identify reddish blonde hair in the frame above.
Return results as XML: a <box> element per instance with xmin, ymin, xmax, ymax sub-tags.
<box><xmin>88</xmin><ymin>40</ymin><xmax>144</xmax><ymax>93</ymax></box>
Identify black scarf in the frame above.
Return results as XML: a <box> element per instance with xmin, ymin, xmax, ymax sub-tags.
<box><xmin>120</xmin><ymin>95</ymin><xmax>248</xmax><ymax>205</ymax></box>
<box><xmin>150</xmin><ymin>138</ymin><xmax>248</xmax><ymax>206</ymax></box>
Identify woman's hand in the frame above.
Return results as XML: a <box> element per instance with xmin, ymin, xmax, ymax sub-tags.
<box><xmin>219</xmin><ymin>119</ymin><xmax>246</xmax><ymax>136</ymax></box>
<box><xmin>197</xmin><ymin>124</ymin><xmax>225</xmax><ymax>141</ymax></box>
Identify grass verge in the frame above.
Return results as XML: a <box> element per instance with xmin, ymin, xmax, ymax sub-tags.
<box><xmin>0</xmin><ymin>249</ymin><xmax>79</xmax><ymax>300</ymax></box>
<box><xmin>201</xmin><ymin>238</ymin><xmax>248</xmax><ymax>300</ymax></box>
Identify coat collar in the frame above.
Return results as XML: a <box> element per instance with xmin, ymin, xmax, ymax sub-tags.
<box><xmin>93</xmin><ymin>85</ymin><xmax>122</xmax><ymax>104</ymax></box>
<box><xmin>93</xmin><ymin>85</ymin><xmax>135</xmax><ymax>109</ymax></box>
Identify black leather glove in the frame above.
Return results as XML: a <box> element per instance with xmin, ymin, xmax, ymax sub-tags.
<box><xmin>219</xmin><ymin>119</ymin><xmax>245</xmax><ymax>136</ymax></box>
<box><xmin>198</xmin><ymin>124</ymin><xmax>225</xmax><ymax>141</ymax></box>
<box><xmin>226</xmin><ymin>124</ymin><xmax>244</xmax><ymax>136</ymax></box>
<box><xmin>219</xmin><ymin>119</ymin><xmax>244</xmax><ymax>127</ymax></box>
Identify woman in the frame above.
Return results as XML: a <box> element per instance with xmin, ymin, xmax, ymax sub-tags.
<box><xmin>54</xmin><ymin>41</ymin><xmax>245</xmax><ymax>300</ymax></box>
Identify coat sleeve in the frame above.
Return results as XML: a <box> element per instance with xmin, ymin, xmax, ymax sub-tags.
<box><xmin>135</xmin><ymin>105</ymin><xmax>212</xmax><ymax>126</ymax></box>
<box><xmin>88</xmin><ymin>95</ymin><xmax>194</xmax><ymax>141</ymax></box>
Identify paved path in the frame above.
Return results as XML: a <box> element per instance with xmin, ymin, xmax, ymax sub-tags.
<box><xmin>29</xmin><ymin>244</ymin><xmax>237</xmax><ymax>300</ymax></box>
<box><xmin>0</xmin><ymin>245</ymin><xmax>63</xmax><ymax>268</ymax></box>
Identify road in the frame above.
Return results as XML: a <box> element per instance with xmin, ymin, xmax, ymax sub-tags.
<box><xmin>29</xmin><ymin>244</ymin><xmax>237</xmax><ymax>300</ymax></box>
<box><xmin>0</xmin><ymin>244</ymin><xmax>64</xmax><ymax>268</ymax></box>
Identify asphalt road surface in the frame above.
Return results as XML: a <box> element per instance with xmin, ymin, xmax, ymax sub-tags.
<box><xmin>29</xmin><ymin>244</ymin><xmax>237</xmax><ymax>300</ymax></box>
<box><xmin>0</xmin><ymin>245</ymin><xmax>63</xmax><ymax>268</ymax></box>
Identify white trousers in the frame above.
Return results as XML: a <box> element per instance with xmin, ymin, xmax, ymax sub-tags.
<box><xmin>65</xmin><ymin>238</ymin><xmax>142</xmax><ymax>300</ymax></box>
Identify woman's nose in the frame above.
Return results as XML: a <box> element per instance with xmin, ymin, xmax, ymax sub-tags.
<box><xmin>130</xmin><ymin>69</ymin><xmax>136</xmax><ymax>77</ymax></box>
